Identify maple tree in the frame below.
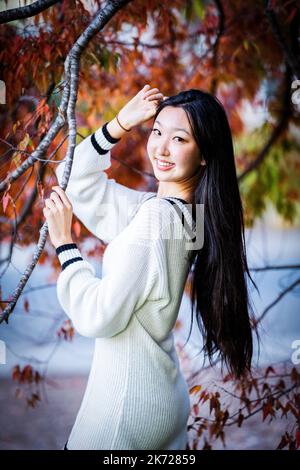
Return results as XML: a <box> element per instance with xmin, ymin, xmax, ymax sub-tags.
<box><xmin>0</xmin><ymin>0</ymin><xmax>299</xmax><ymax>449</ymax></box>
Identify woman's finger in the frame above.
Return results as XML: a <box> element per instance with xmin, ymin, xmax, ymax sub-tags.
<box><xmin>51</xmin><ymin>186</ymin><xmax>72</xmax><ymax>209</ymax></box>
<box><xmin>143</xmin><ymin>88</ymin><xmax>159</xmax><ymax>98</ymax></box>
<box><xmin>148</xmin><ymin>99</ymin><xmax>159</xmax><ymax>106</ymax></box>
<box><xmin>50</xmin><ymin>191</ymin><xmax>64</xmax><ymax>210</ymax></box>
<box><xmin>145</xmin><ymin>93</ymin><xmax>164</xmax><ymax>101</ymax></box>
<box><xmin>45</xmin><ymin>198</ymin><xmax>56</xmax><ymax>211</ymax></box>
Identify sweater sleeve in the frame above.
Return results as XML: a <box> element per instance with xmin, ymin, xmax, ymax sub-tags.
<box><xmin>55</xmin><ymin>122</ymin><xmax>156</xmax><ymax>244</ymax></box>
<box><xmin>55</xmin><ymin>199</ymin><xmax>166</xmax><ymax>339</ymax></box>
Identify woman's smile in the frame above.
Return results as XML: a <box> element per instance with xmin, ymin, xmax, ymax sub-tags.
<box><xmin>155</xmin><ymin>158</ymin><xmax>176</xmax><ymax>171</ymax></box>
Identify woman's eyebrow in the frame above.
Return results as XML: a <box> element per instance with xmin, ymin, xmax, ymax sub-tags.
<box><xmin>154</xmin><ymin>120</ymin><xmax>191</xmax><ymax>136</ymax></box>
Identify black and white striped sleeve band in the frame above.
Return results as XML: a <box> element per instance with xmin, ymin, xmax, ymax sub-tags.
<box><xmin>91</xmin><ymin>121</ymin><xmax>121</xmax><ymax>155</ymax></box>
<box><xmin>56</xmin><ymin>243</ymin><xmax>83</xmax><ymax>271</ymax></box>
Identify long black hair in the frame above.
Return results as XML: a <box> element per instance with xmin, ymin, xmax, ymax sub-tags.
<box><xmin>152</xmin><ymin>89</ymin><xmax>259</xmax><ymax>380</ymax></box>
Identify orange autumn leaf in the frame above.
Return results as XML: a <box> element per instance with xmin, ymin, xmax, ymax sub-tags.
<box><xmin>23</xmin><ymin>298</ymin><xmax>29</xmax><ymax>313</ymax></box>
<box><xmin>73</xmin><ymin>220</ymin><xmax>81</xmax><ymax>238</ymax></box>
<box><xmin>190</xmin><ymin>385</ymin><xmax>202</xmax><ymax>395</ymax></box>
<box><xmin>2</xmin><ymin>191</ymin><xmax>11</xmax><ymax>214</ymax></box>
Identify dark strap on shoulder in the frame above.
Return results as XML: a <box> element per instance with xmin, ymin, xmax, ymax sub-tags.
<box><xmin>163</xmin><ymin>198</ymin><xmax>196</xmax><ymax>243</ymax></box>
<box><xmin>143</xmin><ymin>195</ymin><xmax>196</xmax><ymax>243</ymax></box>
<box><xmin>163</xmin><ymin>198</ymin><xmax>185</xmax><ymax>226</ymax></box>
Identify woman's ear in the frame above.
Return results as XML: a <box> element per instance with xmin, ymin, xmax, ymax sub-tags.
<box><xmin>199</xmin><ymin>153</ymin><xmax>206</xmax><ymax>166</ymax></box>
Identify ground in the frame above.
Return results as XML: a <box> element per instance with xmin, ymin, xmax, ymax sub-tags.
<box><xmin>0</xmin><ymin>374</ymin><xmax>291</xmax><ymax>450</ymax></box>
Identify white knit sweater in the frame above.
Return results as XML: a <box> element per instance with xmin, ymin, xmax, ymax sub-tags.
<box><xmin>55</xmin><ymin>122</ymin><xmax>196</xmax><ymax>450</ymax></box>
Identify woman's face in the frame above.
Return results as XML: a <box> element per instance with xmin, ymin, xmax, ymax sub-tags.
<box><xmin>146</xmin><ymin>106</ymin><xmax>204</xmax><ymax>183</ymax></box>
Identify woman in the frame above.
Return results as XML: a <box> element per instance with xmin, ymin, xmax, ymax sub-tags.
<box><xmin>43</xmin><ymin>85</ymin><xmax>257</xmax><ymax>450</ymax></box>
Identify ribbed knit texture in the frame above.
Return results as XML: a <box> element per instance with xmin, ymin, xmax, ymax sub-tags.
<box><xmin>54</xmin><ymin>122</ymin><xmax>195</xmax><ymax>450</ymax></box>
<box><xmin>56</xmin><ymin>243</ymin><xmax>83</xmax><ymax>270</ymax></box>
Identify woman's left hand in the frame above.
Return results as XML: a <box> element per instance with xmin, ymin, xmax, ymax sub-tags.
<box><xmin>43</xmin><ymin>186</ymin><xmax>74</xmax><ymax>249</ymax></box>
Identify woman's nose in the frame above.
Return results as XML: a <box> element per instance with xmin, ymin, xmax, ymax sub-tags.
<box><xmin>156</xmin><ymin>141</ymin><xmax>170</xmax><ymax>156</ymax></box>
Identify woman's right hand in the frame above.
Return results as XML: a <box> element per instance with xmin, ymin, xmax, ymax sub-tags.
<box><xmin>118</xmin><ymin>85</ymin><xmax>167</xmax><ymax>130</ymax></box>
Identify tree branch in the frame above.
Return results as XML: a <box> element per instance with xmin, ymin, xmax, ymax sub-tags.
<box><xmin>264</xmin><ymin>0</ymin><xmax>300</xmax><ymax>79</ymax></box>
<box><xmin>210</xmin><ymin>0</ymin><xmax>225</xmax><ymax>95</ymax></box>
<box><xmin>256</xmin><ymin>276</ymin><xmax>300</xmax><ymax>325</ymax></box>
<box><xmin>0</xmin><ymin>0</ymin><xmax>60</xmax><ymax>25</ymax></box>
<box><xmin>0</xmin><ymin>0</ymin><xmax>133</xmax><ymax>324</ymax></box>
<box><xmin>238</xmin><ymin>66</ymin><xmax>292</xmax><ymax>182</ymax></box>
<box><xmin>0</xmin><ymin>84</ymin><xmax>70</xmax><ymax>193</ymax></box>
<box><xmin>249</xmin><ymin>264</ymin><xmax>300</xmax><ymax>272</ymax></box>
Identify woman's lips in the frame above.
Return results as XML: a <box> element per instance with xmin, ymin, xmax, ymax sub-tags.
<box><xmin>155</xmin><ymin>158</ymin><xmax>176</xmax><ymax>171</ymax></box>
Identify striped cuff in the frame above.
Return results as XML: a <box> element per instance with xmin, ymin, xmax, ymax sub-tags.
<box><xmin>56</xmin><ymin>243</ymin><xmax>83</xmax><ymax>271</ymax></box>
<box><xmin>91</xmin><ymin>121</ymin><xmax>121</xmax><ymax>155</ymax></box>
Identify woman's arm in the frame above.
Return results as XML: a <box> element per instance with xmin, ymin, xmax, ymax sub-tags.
<box><xmin>106</xmin><ymin>114</ymin><xmax>131</xmax><ymax>139</ymax></box>
<box><xmin>55</xmin><ymin>121</ymin><xmax>155</xmax><ymax>244</ymax></box>
<box><xmin>106</xmin><ymin>84</ymin><xmax>165</xmax><ymax>139</ymax></box>
<box><xmin>55</xmin><ymin>199</ymin><xmax>167</xmax><ymax>339</ymax></box>
<box><xmin>54</xmin><ymin>85</ymin><xmax>165</xmax><ymax>244</ymax></box>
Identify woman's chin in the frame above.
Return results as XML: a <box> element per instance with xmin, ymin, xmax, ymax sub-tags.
<box><xmin>154</xmin><ymin>172</ymin><xmax>172</xmax><ymax>181</ymax></box>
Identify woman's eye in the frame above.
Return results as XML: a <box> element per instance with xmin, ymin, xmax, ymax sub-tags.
<box><xmin>151</xmin><ymin>129</ymin><xmax>184</xmax><ymax>142</ymax></box>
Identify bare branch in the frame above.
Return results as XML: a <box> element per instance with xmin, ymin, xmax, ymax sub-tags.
<box><xmin>238</xmin><ymin>66</ymin><xmax>292</xmax><ymax>182</ymax></box>
<box><xmin>226</xmin><ymin>383</ymin><xmax>297</xmax><ymax>426</ymax></box>
<box><xmin>0</xmin><ymin>0</ymin><xmax>133</xmax><ymax>324</ymax></box>
<box><xmin>249</xmin><ymin>264</ymin><xmax>300</xmax><ymax>272</ymax></box>
<box><xmin>210</xmin><ymin>0</ymin><xmax>225</xmax><ymax>95</ymax></box>
<box><xmin>0</xmin><ymin>0</ymin><xmax>60</xmax><ymax>25</ymax></box>
<box><xmin>186</xmin><ymin>0</ymin><xmax>225</xmax><ymax>87</ymax></box>
<box><xmin>0</xmin><ymin>83</ymin><xmax>70</xmax><ymax>193</ymax></box>
<box><xmin>256</xmin><ymin>276</ymin><xmax>300</xmax><ymax>325</ymax></box>
<box><xmin>264</xmin><ymin>0</ymin><xmax>300</xmax><ymax>79</ymax></box>
<box><xmin>0</xmin><ymin>162</ymin><xmax>47</xmax><ymax>280</ymax></box>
